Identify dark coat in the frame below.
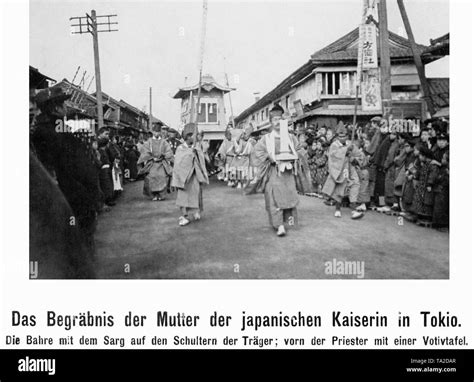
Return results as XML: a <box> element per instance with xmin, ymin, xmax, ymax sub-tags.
<box><xmin>98</xmin><ymin>138</ymin><xmax>114</xmax><ymax>203</ymax></box>
<box><xmin>30</xmin><ymin>150</ymin><xmax>95</xmax><ymax>278</ymax></box>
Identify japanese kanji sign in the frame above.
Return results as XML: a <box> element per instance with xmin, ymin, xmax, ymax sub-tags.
<box><xmin>360</xmin><ymin>24</ymin><xmax>378</xmax><ymax>69</ymax></box>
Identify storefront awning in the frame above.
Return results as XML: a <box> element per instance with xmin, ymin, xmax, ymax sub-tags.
<box><xmin>294</xmin><ymin>106</ymin><xmax>380</xmax><ymax>121</ymax></box>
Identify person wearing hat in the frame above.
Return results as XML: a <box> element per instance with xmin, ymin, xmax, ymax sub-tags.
<box><xmin>216</xmin><ymin>128</ymin><xmax>234</xmax><ymax>184</ymax></box>
<box><xmin>171</xmin><ymin>123</ymin><xmax>209</xmax><ymax>226</ymax></box>
<box><xmin>316</xmin><ymin>125</ymin><xmax>327</xmax><ymax>140</ymax></box>
<box><xmin>137</xmin><ymin>123</ymin><xmax>173</xmax><ymax>201</ymax></box>
<box><xmin>308</xmin><ymin>138</ymin><xmax>329</xmax><ymax>195</ymax></box>
<box><xmin>432</xmin><ymin>150</ymin><xmax>449</xmax><ymax>231</ymax></box>
<box><xmin>432</xmin><ymin>132</ymin><xmax>449</xmax><ymax>163</ymax></box>
<box><xmin>250</xmin><ymin>123</ymin><xmax>271</xmax><ymax>139</ymax></box>
<box><xmin>167</xmin><ymin>128</ymin><xmax>182</xmax><ymax>155</ymax></box>
<box><xmin>389</xmin><ymin>137</ymin><xmax>416</xmax><ymax>213</ymax></box>
<box><xmin>376</xmin><ymin>130</ymin><xmax>400</xmax><ymax>213</ymax></box>
<box><xmin>223</xmin><ymin>129</ymin><xmax>245</xmax><ymax>187</ymax></box>
<box><xmin>242</xmin><ymin>124</ymin><xmax>260</xmax><ymax>180</ymax></box>
<box><xmin>97</xmin><ymin>129</ymin><xmax>115</xmax><ymax>206</ymax></box>
<box><xmin>251</xmin><ymin>104</ymin><xmax>300</xmax><ymax>237</ymax></box>
<box><xmin>123</xmin><ymin>141</ymin><xmax>139</xmax><ymax>182</ymax></box>
<box><xmin>30</xmin><ymin>85</ymin><xmax>101</xmax><ymax>272</ymax></box>
<box><xmin>231</xmin><ymin>125</ymin><xmax>258</xmax><ymax>188</ymax></box>
<box><xmin>161</xmin><ymin>125</ymin><xmax>169</xmax><ymax>140</ymax></box>
<box><xmin>411</xmin><ymin>145</ymin><xmax>440</xmax><ymax>224</ymax></box>
<box><xmin>322</xmin><ymin>122</ymin><xmax>364</xmax><ymax>219</ymax></box>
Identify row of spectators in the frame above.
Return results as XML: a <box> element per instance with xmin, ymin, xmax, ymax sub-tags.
<box><xmin>297</xmin><ymin>117</ymin><xmax>449</xmax><ymax>230</ymax></box>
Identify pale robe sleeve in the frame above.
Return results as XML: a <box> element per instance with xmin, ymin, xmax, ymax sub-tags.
<box><xmin>327</xmin><ymin>142</ymin><xmax>349</xmax><ymax>183</ymax></box>
<box><xmin>162</xmin><ymin>139</ymin><xmax>174</xmax><ymax>161</ymax></box>
<box><xmin>171</xmin><ymin>145</ymin><xmax>209</xmax><ymax>189</ymax></box>
<box><xmin>254</xmin><ymin>137</ymin><xmax>271</xmax><ymax>168</ymax></box>
<box><xmin>137</xmin><ymin>139</ymin><xmax>153</xmax><ymax>165</ymax></box>
<box><xmin>350</xmin><ymin>146</ymin><xmax>367</xmax><ymax>167</ymax></box>
<box><xmin>217</xmin><ymin>140</ymin><xmax>228</xmax><ymax>158</ymax></box>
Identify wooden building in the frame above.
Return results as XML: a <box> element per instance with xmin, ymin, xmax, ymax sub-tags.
<box><xmin>235</xmin><ymin>27</ymin><xmax>448</xmax><ymax>130</ymax></box>
<box><xmin>173</xmin><ymin>74</ymin><xmax>234</xmax><ymax>142</ymax></box>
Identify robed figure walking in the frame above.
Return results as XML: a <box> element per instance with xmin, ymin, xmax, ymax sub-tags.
<box><xmin>171</xmin><ymin>123</ymin><xmax>209</xmax><ymax>226</ymax></box>
<box><xmin>138</xmin><ymin>124</ymin><xmax>174</xmax><ymax>201</ymax></box>
<box><xmin>248</xmin><ymin>105</ymin><xmax>301</xmax><ymax>237</ymax></box>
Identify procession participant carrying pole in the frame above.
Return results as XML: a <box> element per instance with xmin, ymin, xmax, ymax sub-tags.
<box><xmin>192</xmin><ymin>0</ymin><xmax>208</xmax><ymax>145</ymax></box>
<box><xmin>223</xmin><ymin>56</ymin><xmax>235</xmax><ymax>129</ymax></box>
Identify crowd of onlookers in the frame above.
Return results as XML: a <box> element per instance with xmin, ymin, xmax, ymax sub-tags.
<box><xmin>29</xmin><ymin>86</ymin><xmax>186</xmax><ymax>276</ymax></box>
<box><xmin>294</xmin><ymin>117</ymin><xmax>449</xmax><ymax>231</ymax></box>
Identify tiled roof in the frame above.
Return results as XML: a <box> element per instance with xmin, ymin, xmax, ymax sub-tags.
<box><xmin>427</xmin><ymin>78</ymin><xmax>449</xmax><ymax>109</ymax></box>
<box><xmin>173</xmin><ymin>74</ymin><xmax>234</xmax><ymax>99</ymax></box>
<box><xmin>311</xmin><ymin>27</ymin><xmax>436</xmax><ymax>64</ymax></box>
<box><xmin>426</xmin><ymin>33</ymin><xmax>449</xmax><ymax>56</ymax></box>
<box><xmin>234</xmin><ymin>60</ymin><xmax>314</xmax><ymax>123</ymax></box>
<box><xmin>235</xmin><ymin>27</ymin><xmax>446</xmax><ymax>125</ymax></box>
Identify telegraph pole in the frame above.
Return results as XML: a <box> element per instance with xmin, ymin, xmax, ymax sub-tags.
<box><xmin>90</xmin><ymin>10</ymin><xmax>104</xmax><ymax>129</ymax></box>
<box><xmin>149</xmin><ymin>87</ymin><xmax>153</xmax><ymax>130</ymax></box>
<box><xmin>70</xmin><ymin>11</ymin><xmax>118</xmax><ymax>132</ymax></box>
<box><xmin>193</xmin><ymin>0</ymin><xmax>208</xmax><ymax>133</ymax></box>
<box><xmin>378</xmin><ymin>0</ymin><xmax>392</xmax><ymax>118</ymax></box>
<box><xmin>397</xmin><ymin>0</ymin><xmax>435</xmax><ymax>116</ymax></box>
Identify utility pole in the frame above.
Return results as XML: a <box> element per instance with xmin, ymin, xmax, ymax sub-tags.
<box><xmin>378</xmin><ymin>0</ymin><xmax>392</xmax><ymax>118</ymax></box>
<box><xmin>70</xmin><ymin>11</ymin><xmax>118</xmax><ymax>132</ymax></box>
<box><xmin>193</xmin><ymin>0</ymin><xmax>208</xmax><ymax>136</ymax></box>
<box><xmin>397</xmin><ymin>0</ymin><xmax>435</xmax><ymax>116</ymax></box>
<box><xmin>149</xmin><ymin>87</ymin><xmax>153</xmax><ymax>130</ymax></box>
<box><xmin>225</xmin><ymin>72</ymin><xmax>235</xmax><ymax>129</ymax></box>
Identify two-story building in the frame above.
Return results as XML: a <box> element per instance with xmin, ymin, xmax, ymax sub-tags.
<box><xmin>235</xmin><ymin>28</ymin><xmax>448</xmax><ymax>131</ymax></box>
<box><xmin>173</xmin><ymin>74</ymin><xmax>234</xmax><ymax>148</ymax></box>
<box><xmin>96</xmin><ymin>92</ymin><xmax>163</xmax><ymax>138</ymax></box>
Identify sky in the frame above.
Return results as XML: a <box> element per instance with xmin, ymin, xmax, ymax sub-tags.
<box><xmin>30</xmin><ymin>0</ymin><xmax>449</xmax><ymax>128</ymax></box>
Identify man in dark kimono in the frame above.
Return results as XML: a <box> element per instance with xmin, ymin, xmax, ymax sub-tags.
<box><xmin>432</xmin><ymin>133</ymin><xmax>449</xmax><ymax>163</ymax></box>
<box><xmin>138</xmin><ymin>124</ymin><xmax>173</xmax><ymax>201</ymax></box>
<box><xmin>252</xmin><ymin>105</ymin><xmax>300</xmax><ymax>237</ymax></box>
<box><xmin>97</xmin><ymin>132</ymin><xmax>115</xmax><ymax>206</ymax></box>
<box><xmin>30</xmin><ymin>87</ymin><xmax>98</xmax><ymax>276</ymax></box>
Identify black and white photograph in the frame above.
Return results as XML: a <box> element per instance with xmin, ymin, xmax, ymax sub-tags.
<box><xmin>29</xmin><ymin>0</ymin><xmax>450</xmax><ymax>279</ymax></box>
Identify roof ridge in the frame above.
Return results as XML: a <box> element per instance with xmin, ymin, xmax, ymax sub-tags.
<box><xmin>311</xmin><ymin>26</ymin><xmax>429</xmax><ymax>60</ymax></box>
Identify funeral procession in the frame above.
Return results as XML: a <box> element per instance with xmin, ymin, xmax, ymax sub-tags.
<box><xmin>29</xmin><ymin>0</ymin><xmax>449</xmax><ymax>279</ymax></box>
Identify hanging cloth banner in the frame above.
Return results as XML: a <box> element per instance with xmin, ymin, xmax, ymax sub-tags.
<box><xmin>361</xmin><ymin>68</ymin><xmax>382</xmax><ymax>111</ymax></box>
